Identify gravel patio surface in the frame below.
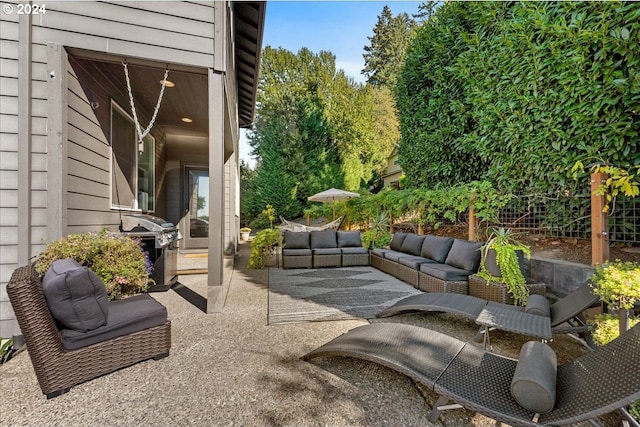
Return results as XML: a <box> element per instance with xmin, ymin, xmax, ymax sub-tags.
<box><xmin>0</xmin><ymin>242</ymin><xmax>607</xmax><ymax>427</ymax></box>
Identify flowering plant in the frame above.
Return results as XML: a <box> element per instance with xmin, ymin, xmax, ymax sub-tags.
<box><xmin>35</xmin><ymin>229</ymin><xmax>152</xmax><ymax>300</ymax></box>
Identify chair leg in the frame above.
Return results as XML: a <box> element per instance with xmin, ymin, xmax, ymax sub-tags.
<box><xmin>428</xmin><ymin>395</ymin><xmax>450</xmax><ymax>423</ymax></box>
<box><xmin>47</xmin><ymin>388</ymin><xmax>70</xmax><ymax>399</ymax></box>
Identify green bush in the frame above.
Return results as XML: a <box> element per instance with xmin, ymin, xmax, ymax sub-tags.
<box><xmin>248</xmin><ymin>228</ymin><xmax>282</xmax><ymax>269</ymax></box>
<box><xmin>35</xmin><ymin>230</ymin><xmax>151</xmax><ymax>300</ymax></box>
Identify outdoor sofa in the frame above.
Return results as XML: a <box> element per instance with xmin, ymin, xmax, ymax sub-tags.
<box><xmin>281</xmin><ymin>229</ymin><xmax>369</xmax><ymax>269</ymax></box>
<box><xmin>370</xmin><ymin>232</ymin><xmax>484</xmax><ymax>294</ymax></box>
<box><xmin>7</xmin><ymin>261</ymin><xmax>171</xmax><ymax>398</ymax></box>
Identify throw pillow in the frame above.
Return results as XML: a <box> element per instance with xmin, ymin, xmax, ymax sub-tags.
<box><xmin>42</xmin><ymin>258</ymin><xmax>109</xmax><ymax>332</ymax></box>
<box><xmin>511</xmin><ymin>341</ymin><xmax>557</xmax><ymax>414</ymax></box>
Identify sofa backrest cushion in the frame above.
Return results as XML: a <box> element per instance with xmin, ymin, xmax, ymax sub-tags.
<box><xmin>444</xmin><ymin>239</ymin><xmax>483</xmax><ymax>272</ymax></box>
<box><xmin>42</xmin><ymin>258</ymin><xmax>109</xmax><ymax>332</ymax></box>
<box><xmin>420</xmin><ymin>235</ymin><xmax>454</xmax><ymax>263</ymax></box>
<box><xmin>337</xmin><ymin>231</ymin><xmax>362</xmax><ymax>248</ymax></box>
<box><xmin>400</xmin><ymin>234</ymin><xmax>426</xmax><ymax>256</ymax></box>
<box><xmin>283</xmin><ymin>230</ymin><xmax>310</xmax><ymax>249</ymax></box>
<box><xmin>389</xmin><ymin>232</ymin><xmax>407</xmax><ymax>251</ymax></box>
<box><xmin>310</xmin><ymin>229</ymin><xmax>338</xmax><ymax>249</ymax></box>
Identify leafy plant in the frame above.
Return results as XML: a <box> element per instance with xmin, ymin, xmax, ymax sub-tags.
<box><xmin>590</xmin><ymin>260</ymin><xmax>640</xmax><ymax>311</ymax></box>
<box><xmin>35</xmin><ymin>230</ymin><xmax>152</xmax><ymax>300</ymax></box>
<box><xmin>247</xmin><ymin>228</ymin><xmax>282</xmax><ymax>270</ymax></box>
<box><xmin>589</xmin><ymin>313</ymin><xmax>640</xmax><ymax>347</ymax></box>
<box><xmin>240</xmin><ymin>227</ymin><xmax>252</xmax><ymax>233</ymax></box>
<box><xmin>361</xmin><ymin>212</ymin><xmax>392</xmax><ymax>248</ymax></box>
<box><xmin>477</xmin><ymin>227</ymin><xmax>531</xmax><ymax>306</ymax></box>
<box><xmin>571</xmin><ymin>162</ymin><xmax>640</xmax><ymax>213</ymax></box>
<box><xmin>0</xmin><ymin>338</ymin><xmax>13</xmax><ymax>364</ymax></box>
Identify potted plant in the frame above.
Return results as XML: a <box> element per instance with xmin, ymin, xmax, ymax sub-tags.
<box><xmin>240</xmin><ymin>227</ymin><xmax>252</xmax><ymax>241</ymax></box>
<box><xmin>475</xmin><ymin>227</ymin><xmax>532</xmax><ymax>306</ymax></box>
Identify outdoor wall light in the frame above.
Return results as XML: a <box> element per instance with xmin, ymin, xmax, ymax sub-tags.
<box><xmin>160</xmin><ymin>79</ymin><xmax>175</xmax><ymax>88</ymax></box>
<box><xmin>181</xmin><ymin>117</ymin><xmax>193</xmax><ymax>123</ymax></box>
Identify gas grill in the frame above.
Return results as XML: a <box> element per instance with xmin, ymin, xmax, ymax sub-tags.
<box><xmin>120</xmin><ymin>214</ymin><xmax>182</xmax><ymax>291</ymax></box>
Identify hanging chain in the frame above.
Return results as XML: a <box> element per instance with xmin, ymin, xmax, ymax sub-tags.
<box><xmin>123</xmin><ymin>61</ymin><xmax>169</xmax><ymax>143</ymax></box>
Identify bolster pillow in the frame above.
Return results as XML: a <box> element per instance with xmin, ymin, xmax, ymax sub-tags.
<box><xmin>524</xmin><ymin>294</ymin><xmax>550</xmax><ymax>317</ymax></box>
<box><xmin>511</xmin><ymin>341</ymin><xmax>557</xmax><ymax>414</ymax></box>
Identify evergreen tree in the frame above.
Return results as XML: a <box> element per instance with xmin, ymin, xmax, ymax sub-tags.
<box><xmin>362</xmin><ymin>5</ymin><xmax>417</xmax><ymax>88</ymax></box>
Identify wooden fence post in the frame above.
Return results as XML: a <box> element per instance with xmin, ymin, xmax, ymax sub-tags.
<box><xmin>591</xmin><ymin>172</ymin><xmax>609</xmax><ymax>266</ymax></box>
<box><xmin>389</xmin><ymin>213</ymin><xmax>394</xmax><ymax>234</ymax></box>
<box><xmin>468</xmin><ymin>193</ymin><xmax>477</xmax><ymax>241</ymax></box>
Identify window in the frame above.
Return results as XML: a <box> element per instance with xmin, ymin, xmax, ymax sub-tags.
<box><xmin>110</xmin><ymin>101</ymin><xmax>155</xmax><ymax>211</ymax></box>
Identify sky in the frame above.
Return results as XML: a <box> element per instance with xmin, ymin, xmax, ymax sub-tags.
<box><xmin>239</xmin><ymin>1</ymin><xmax>424</xmax><ymax>167</ymax></box>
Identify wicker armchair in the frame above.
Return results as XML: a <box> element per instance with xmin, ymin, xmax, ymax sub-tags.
<box><xmin>7</xmin><ymin>265</ymin><xmax>171</xmax><ymax>398</ymax></box>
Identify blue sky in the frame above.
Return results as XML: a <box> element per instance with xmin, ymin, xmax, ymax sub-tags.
<box><xmin>240</xmin><ymin>1</ymin><xmax>423</xmax><ymax>166</ymax></box>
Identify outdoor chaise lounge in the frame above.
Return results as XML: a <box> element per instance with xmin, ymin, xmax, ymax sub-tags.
<box><xmin>376</xmin><ymin>280</ymin><xmax>599</xmax><ymax>346</ymax></box>
<box><xmin>303</xmin><ymin>322</ymin><xmax>640</xmax><ymax>427</ymax></box>
<box><xmin>7</xmin><ymin>264</ymin><xmax>171</xmax><ymax>398</ymax></box>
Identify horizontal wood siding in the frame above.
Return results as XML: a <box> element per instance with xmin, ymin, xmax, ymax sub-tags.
<box><xmin>0</xmin><ymin>9</ymin><xmax>19</xmax><ymax>336</ymax></box>
<box><xmin>33</xmin><ymin>1</ymin><xmax>215</xmax><ymax>69</ymax></box>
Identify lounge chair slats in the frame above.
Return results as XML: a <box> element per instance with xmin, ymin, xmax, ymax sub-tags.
<box><xmin>303</xmin><ymin>323</ymin><xmax>465</xmax><ymax>388</ymax></box>
<box><xmin>377</xmin><ymin>281</ymin><xmax>599</xmax><ymax>343</ymax></box>
<box><xmin>305</xmin><ymin>322</ymin><xmax>640</xmax><ymax>427</ymax></box>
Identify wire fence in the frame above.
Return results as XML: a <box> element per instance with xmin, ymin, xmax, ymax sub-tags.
<box><xmin>493</xmin><ymin>193</ymin><xmax>639</xmax><ymax>244</ymax></box>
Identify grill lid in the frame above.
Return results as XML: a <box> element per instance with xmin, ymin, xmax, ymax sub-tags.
<box><xmin>121</xmin><ymin>214</ymin><xmax>176</xmax><ymax>233</ymax></box>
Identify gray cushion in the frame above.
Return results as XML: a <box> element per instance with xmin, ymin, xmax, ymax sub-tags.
<box><xmin>283</xmin><ymin>231</ymin><xmax>310</xmax><ymax>249</ymax></box>
<box><xmin>337</xmin><ymin>231</ymin><xmax>362</xmax><ymax>248</ymax></box>
<box><xmin>310</xmin><ymin>230</ymin><xmax>337</xmax><ymax>249</ymax></box>
<box><xmin>398</xmin><ymin>256</ymin><xmax>436</xmax><ymax>270</ymax></box>
<box><xmin>511</xmin><ymin>341</ymin><xmax>557</xmax><ymax>413</ymax></box>
<box><xmin>525</xmin><ymin>294</ymin><xmax>550</xmax><ymax>317</ymax></box>
<box><xmin>341</xmin><ymin>247</ymin><xmax>368</xmax><ymax>255</ymax></box>
<box><xmin>400</xmin><ymin>234</ymin><xmax>426</xmax><ymax>256</ymax></box>
<box><xmin>61</xmin><ymin>294</ymin><xmax>167</xmax><ymax>350</ymax></box>
<box><xmin>313</xmin><ymin>248</ymin><xmax>341</xmax><ymax>255</ymax></box>
<box><xmin>371</xmin><ymin>248</ymin><xmax>391</xmax><ymax>257</ymax></box>
<box><xmin>383</xmin><ymin>250</ymin><xmax>410</xmax><ymax>263</ymax></box>
<box><xmin>282</xmin><ymin>248</ymin><xmax>312</xmax><ymax>256</ymax></box>
<box><xmin>420</xmin><ymin>235</ymin><xmax>454</xmax><ymax>263</ymax></box>
<box><xmin>42</xmin><ymin>258</ymin><xmax>109</xmax><ymax>332</ymax></box>
<box><xmin>389</xmin><ymin>232</ymin><xmax>407</xmax><ymax>251</ymax></box>
<box><xmin>444</xmin><ymin>239</ymin><xmax>483</xmax><ymax>271</ymax></box>
<box><xmin>419</xmin><ymin>263</ymin><xmax>474</xmax><ymax>282</ymax></box>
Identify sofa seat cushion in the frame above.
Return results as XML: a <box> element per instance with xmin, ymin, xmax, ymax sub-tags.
<box><xmin>400</xmin><ymin>234</ymin><xmax>426</xmax><ymax>256</ymax></box>
<box><xmin>421</xmin><ymin>235</ymin><xmax>454</xmax><ymax>263</ymax></box>
<box><xmin>337</xmin><ymin>231</ymin><xmax>362</xmax><ymax>248</ymax></box>
<box><xmin>419</xmin><ymin>263</ymin><xmax>474</xmax><ymax>282</ymax></box>
<box><xmin>383</xmin><ymin>250</ymin><xmax>411</xmax><ymax>263</ymax></box>
<box><xmin>341</xmin><ymin>247</ymin><xmax>369</xmax><ymax>255</ymax></box>
<box><xmin>389</xmin><ymin>232</ymin><xmax>408</xmax><ymax>251</ymax></box>
<box><xmin>310</xmin><ymin>230</ymin><xmax>338</xmax><ymax>249</ymax></box>
<box><xmin>444</xmin><ymin>239</ymin><xmax>483</xmax><ymax>272</ymax></box>
<box><xmin>282</xmin><ymin>248</ymin><xmax>313</xmax><ymax>256</ymax></box>
<box><xmin>313</xmin><ymin>248</ymin><xmax>342</xmax><ymax>255</ymax></box>
<box><xmin>398</xmin><ymin>256</ymin><xmax>437</xmax><ymax>270</ymax></box>
<box><xmin>42</xmin><ymin>258</ymin><xmax>109</xmax><ymax>332</ymax></box>
<box><xmin>283</xmin><ymin>231</ymin><xmax>310</xmax><ymax>249</ymax></box>
<box><xmin>60</xmin><ymin>294</ymin><xmax>167</xmax><ymax>350</ymax></box>
<box><xmin>371</xmin><ymin>248</ymin><xmax>391</xmax><ymax>258</ymax></box>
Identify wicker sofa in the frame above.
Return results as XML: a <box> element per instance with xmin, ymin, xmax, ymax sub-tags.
<box><xmin>370</xmin><ymin>232</ymin><xmax>483</xmax><ymax>294</ymax></box>
<box><xmin>281</xmin><ymin>229</ymin><xmax>369</xmax><ymax>269</ymax></box>
<box><xmin>7</xmin><ymin>263</ymin><xmax>171</xmax><ymax>398</ymax></box>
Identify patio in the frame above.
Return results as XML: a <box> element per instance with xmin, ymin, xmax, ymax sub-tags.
<box><xmin>0</xmin><ymin>243</ymin><xmax>599</xmax><ymax>427</ymax></box>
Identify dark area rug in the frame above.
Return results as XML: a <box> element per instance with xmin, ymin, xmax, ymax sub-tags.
<box><xmin>268</xmin><ymin>266</ymin><xmax>422</xmax><ymax>324</ymax></box>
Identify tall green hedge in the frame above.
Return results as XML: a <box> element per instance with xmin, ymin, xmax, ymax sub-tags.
<box><xmin>397</xmin><ymin>1</ymin><xmax>640</xmax><ymax>194</ymax></box>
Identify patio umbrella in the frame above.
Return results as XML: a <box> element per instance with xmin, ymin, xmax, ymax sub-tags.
<box><xmin>308</xmin><ymin>188</ymin><xmax>360</xmax><ymax>219</ymax></box>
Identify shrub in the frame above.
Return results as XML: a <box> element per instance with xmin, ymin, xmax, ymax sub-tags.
<box><xmin>35</xmin><ymin>230</ymin><xmax>152</xmax><ymax>300</ymax></box>
<box><xmin>248</xmin><ymin>228</ymin><xmax>282</xmax><ymax>269</ymax></box>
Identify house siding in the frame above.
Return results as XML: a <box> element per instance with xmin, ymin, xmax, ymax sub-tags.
<box><xmin>0</xmin><ymin>1</ymin><xmax>219</xmax><ymax>338</ymax></box>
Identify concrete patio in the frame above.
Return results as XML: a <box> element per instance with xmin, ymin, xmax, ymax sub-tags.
<box><xmin>0</xmin><ymin>242</ymin><xmax>597</xmax><ymax>427</ymax></box>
